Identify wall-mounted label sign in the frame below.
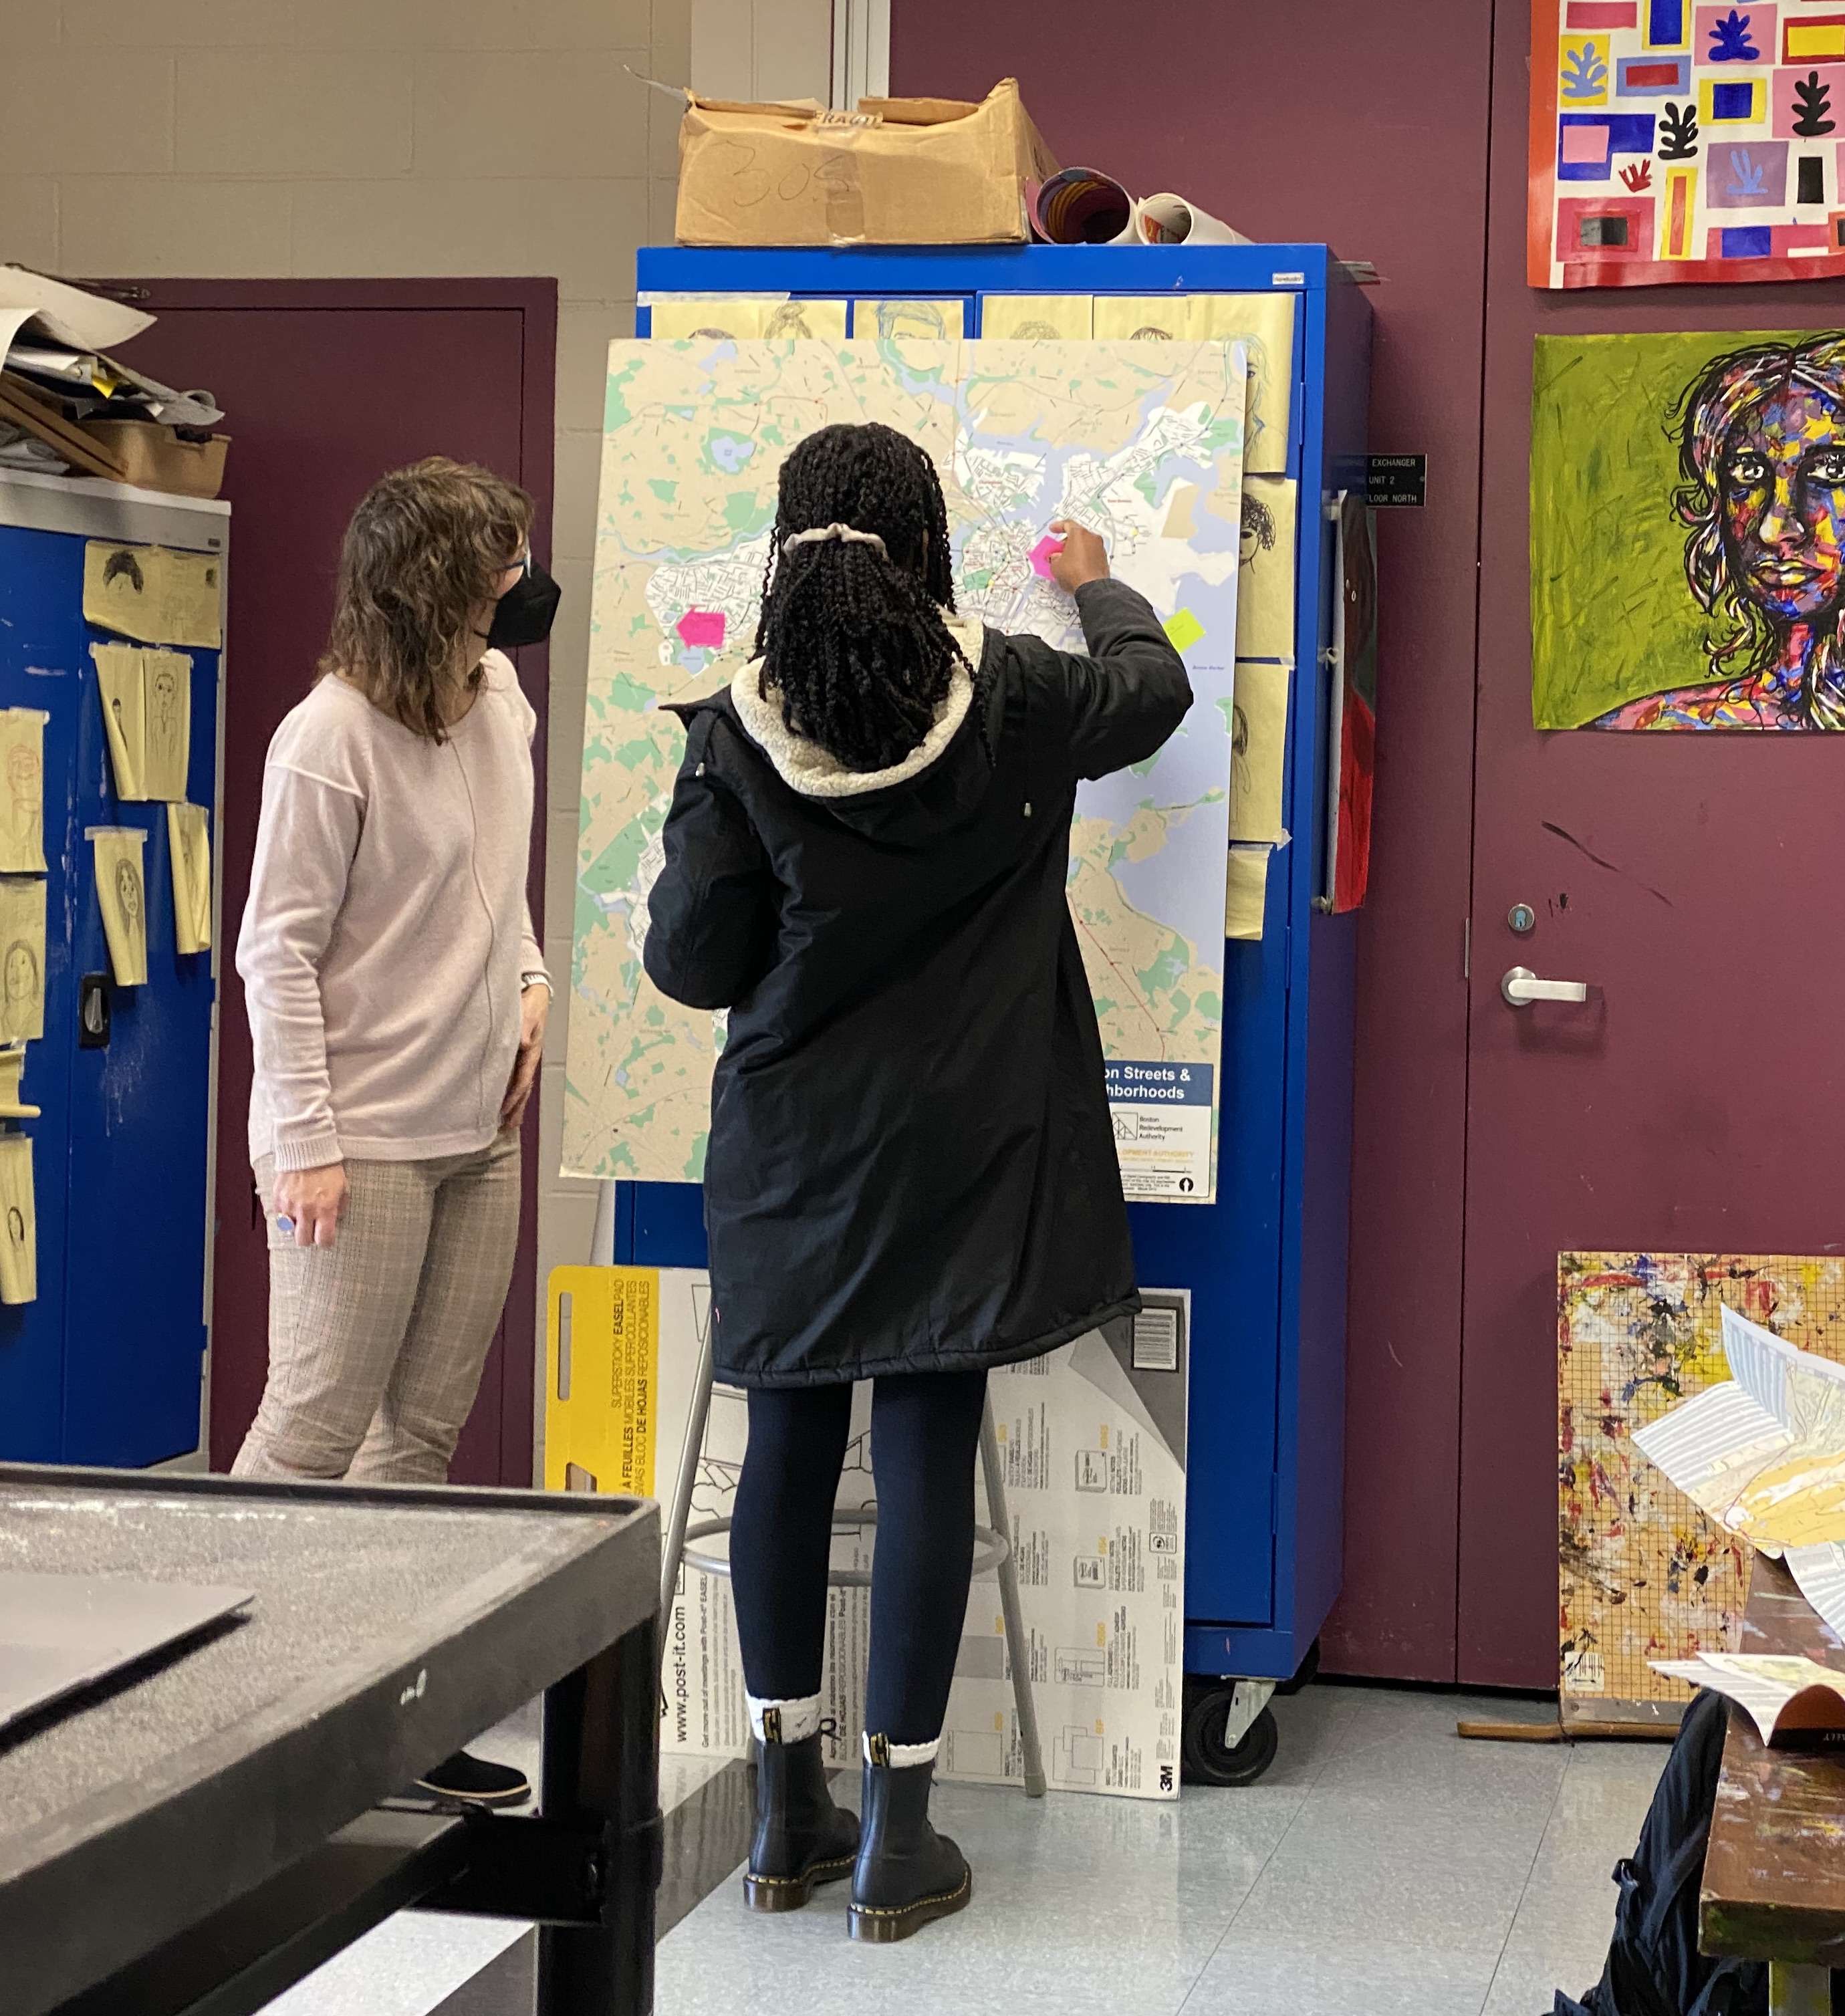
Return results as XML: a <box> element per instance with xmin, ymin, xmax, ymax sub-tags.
<box><xmin>1366</xmin><ymin>454</ymin><xmax>1426</xmax><ymax>507</ymax></box>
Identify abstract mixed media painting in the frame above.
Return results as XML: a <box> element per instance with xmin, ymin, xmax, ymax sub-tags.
<box><xmin>1533</xmin><ymin>326</ymin><xmax>1845</xmax><ymax>727</ymax></box>
<box><xmin>1531</xmin><ymin>0</ymin><xmax>1845</xmax><ymax>287</ymax></box>
<box><xmin>1558</xmin><ymin>1251</ymin><xmax>1845</xmax><ymax>1726</ymax></box>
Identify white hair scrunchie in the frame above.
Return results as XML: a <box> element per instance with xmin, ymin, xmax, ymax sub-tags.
<box><xmin>781</xmin><ymin>522</ymin><xmax>890</xmax><ymax>561</ymax></box>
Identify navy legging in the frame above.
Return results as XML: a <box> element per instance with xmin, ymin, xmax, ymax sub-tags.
<box><xmin>728</xmin><ymin>1369</ymin><xmax>987</xmax><ymax>1746</ymax></box>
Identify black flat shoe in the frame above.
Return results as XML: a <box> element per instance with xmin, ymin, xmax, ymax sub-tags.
<box><xmin>743</xmin><ymin>1731</ymin><xmax>860</xmax><ymax>1912</ymax></box>
<box><xmin>848</xmin><ymin>1747</ymin><xmax>971</xmax><ymax>1943</ymax></box>
<box><xmin>414</xmin><ymin>1749</ymin><xmax>531</xmax><ymax>1807</ymax></box>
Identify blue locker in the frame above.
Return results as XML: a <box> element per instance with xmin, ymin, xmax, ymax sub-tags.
<box><xmin>0</xmin><ymin>475</ymin><xmax>223</xmax><ymax>1467</ymax></box>
<box><xmin>618</xmin><ymin>243</ymin><xmax>1372</xmax><ymax>1690</ymax></box>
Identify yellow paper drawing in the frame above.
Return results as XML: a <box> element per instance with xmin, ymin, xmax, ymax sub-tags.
<box><xmin>1235</xmin><ymin>478</ymin><xmax>1298</xmax><ymax>659</ymax></box>
<box><xmin>1093</xmin><ymin>295</ymin><xmax>1191</xmax><ymax>343</ymax></box>
<box><xmin>1191</xmin><ymin>295</ymin><xmax>1296</xmax><ymax>476</ymax></box>
<box><xmin>0</xmin><ymin>1048</ymin><xmax>39</xmax><ymax>1120</ymax></box>
<box><xmin>981</xmin><ymin>295</ymin><xmax>1094</xmax><ymax>340</ymax></box>
<box><xmin>167</xmin><ymin>802</ymin><xmax>211</xmax><ymax>955</ymax></box>
<box><xmin>855</xmin><ymin>299</ymin><xmax>967</xmax><ymax>340</ymax></box>
<box><xmin>90</xmin><ymin>826</ymin><xmax>148</xmax><ymax>987</ymax></box>
<box><xmin>141</xmin><ymin>650</ymin><xmax>192</xmax><ymax>801</ymax></box>
<box><xmin>83</xmin><ymin>541</ymin><xmax>222</xmax><ymax>648</ymax></box>
<box><xmin>92</xmin><ymin>643</ymin><xmax>146</xmax><ymax>800</ymax></box>
<box><xmin>1229</xmin><ymin>662</ymin><xmax>1290</xmax><ymax>844</ymax></box>
<box><xmin>0</xmin><ymin>711</ymin><xmax>46</xmax><ymax>875</ymax></box>
<box><xmin>649</xmin><ymin>298</ymin><xmax>848</xmax><ymax>340</ymax></box>
<box><xmin>0</xmin><ymin>1134</ymin><xmax>37</xmax><ymax>1304</ymax></box>
<box><xmin>1225</xmin><ymin>846</ymin><xmax>1270</xmax><ymax>940</ymax></box>
<box><xmin>0</xmin><ymin>878</ymin><xmax>46</xmax><ymax>1044</ymax></box>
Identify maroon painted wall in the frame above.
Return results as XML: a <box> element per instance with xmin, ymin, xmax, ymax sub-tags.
<box><xmin>890</xmin><ymin>3</ymin><xmax>1494</xmax><ymax>1675</ymax></box>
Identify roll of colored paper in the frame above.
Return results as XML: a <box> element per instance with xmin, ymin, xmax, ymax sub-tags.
<box><xmin>1134</xmin><ymin>193</ymin><xmax>1249</xmax><ymax>247</ymax></box>
<box><xmin>1033</xmin><ymin>167</ymin><xmax>1138</xmax><ymax>245</ymax></box>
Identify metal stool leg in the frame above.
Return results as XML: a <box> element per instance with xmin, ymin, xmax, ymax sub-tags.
<box><xmin>658</xmin><ymin>1318</ymin><xmax>716</xmax><ymax>1625</ymax></box>
<box><xmin>980</xmin><ymin>1395</ymin><xmax>1046</xmax><ymax>1797</ymax></box>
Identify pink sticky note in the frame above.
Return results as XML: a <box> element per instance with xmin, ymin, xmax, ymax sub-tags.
<box><xmin>676</xmin><ymin>609</ymin><xmax>726</xmax><ymax>650</ymax></box>
<box><xmin>1029</xmin><ymin>534</ymin><xmax>1065</xmax><ymax>579</ymax></box>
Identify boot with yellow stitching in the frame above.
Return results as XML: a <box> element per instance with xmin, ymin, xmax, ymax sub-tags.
<box><xmin>848</xmin><ymin>1736</ymin><xmax>971</xmax><ymax>1942</ymax></box>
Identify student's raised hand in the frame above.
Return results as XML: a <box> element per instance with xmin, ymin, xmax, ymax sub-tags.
<box><xmin>1048</xmin><ymin>520</ymin><xmax>1110</xmax><ymax>593</ymax></box>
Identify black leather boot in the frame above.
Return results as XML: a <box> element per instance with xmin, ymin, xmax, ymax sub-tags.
<box><xmin>742</xmin><ymin>1730</ymin><xmax>860</xmax><ymax>1912</ymax></box>
<box><xmin>848</xmin><ymin>1742</ymin><xmax>972</xmax><ymax>1942</ymax></box>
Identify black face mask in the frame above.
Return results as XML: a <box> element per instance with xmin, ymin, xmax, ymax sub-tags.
<box><xmin>487</xmin><ymin>559</ymin><xmax>562</xmax><ymax>650</ymax></box>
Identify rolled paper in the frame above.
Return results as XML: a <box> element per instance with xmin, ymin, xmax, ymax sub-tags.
<box><xmin>1033</xmin><ymin>167</ymin><xmax>1138</xmax><ymax>246</ymax></box>
<box><xmin>1134</xmin><ymin>193</ymin><xmax>1250</xmax><ymax>247</ymax></box>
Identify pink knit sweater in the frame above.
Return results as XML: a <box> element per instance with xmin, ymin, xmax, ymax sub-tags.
<box><xmin>238</xmin><ymin>650</ymin><xmax>546</xmax><ymax>1170</ymax></box>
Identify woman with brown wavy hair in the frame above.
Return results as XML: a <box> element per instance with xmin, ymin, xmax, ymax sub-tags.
<box><xmin>232</xmin><ymin>457</ymin><xmax>560</xmax><ymax>1803</ymax></box>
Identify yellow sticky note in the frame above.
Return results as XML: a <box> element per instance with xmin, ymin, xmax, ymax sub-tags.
<box><xmin>1164</xmin><ymin>608</ymin><xmax>1206</xmax><ymax>654</ymax></box>
<box><xmin>83</xmin><ymin>541</ymin><xmax>221</xmax><ymax>649</ymax></box>
<box><xmin>90</xmin><ymin>826</ymin><xmax>148</xmax><ymax>987</ymax></box>
<box><xmin>856</xmin><ymin>298</ymin><xmax>965</xmax><ymax>339</ymax></box>
<box><xmin>1229</xmin><ymin>662</ymin><xmax>1290</xmax><ymax>844</ymax></box>
<box><xmin>0</xmin><ymin>1134</ymin><xmax>36</xmax><ymax>1305</ymax></box>
<box><xmin>979</xmin><ymin>295</ymin><xmax>1094</xmax><ymax>339</ymax></box>
<box><xmin>1235</xmin><ymin>478</ymin><xmax>1298</xmax><ymax>658</ymax></box>
<box><xmin>1225</xmin><ymin>846</ymin><xmax>1269</xmax><ymax>940</ymax></box>
<box><xmin>168</xmin><ymin>802</ymin><xmax>211</xmax><ymax>955</ymax></box>
<box><xmin>0</xmin><ymin>711</ymin><xmax>46</xmax><ymax>876</ymax></box>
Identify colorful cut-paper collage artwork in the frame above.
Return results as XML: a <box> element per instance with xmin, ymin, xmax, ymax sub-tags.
<box><xmin>1531</xmin><ymin>0</ymin><xmax>1845</xmax><ymax>286</ymax></box>
<box><xmin>1558</xmin><ymin>1251</ymin><xmax>1845</xmax><ymax>1726</ymax></box>
<box><xmin>563</xmin><ymin>338</ymin><xmax>1247</xmax><ymax>1200</ymax></box>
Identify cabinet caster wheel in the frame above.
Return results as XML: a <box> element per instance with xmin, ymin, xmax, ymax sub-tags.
<box><xmin>1182</xmin><ymin>1684</ymin><xmax>1279</xmax><ymax>1786</ymax></box>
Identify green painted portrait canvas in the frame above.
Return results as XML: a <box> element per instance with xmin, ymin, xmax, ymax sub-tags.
<box><xmin>1532</xmin><ymin>328</ymin><xmax>1845</xmax><ymax>730</ymax></box>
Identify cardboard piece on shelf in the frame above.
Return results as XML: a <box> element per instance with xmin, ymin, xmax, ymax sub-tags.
<box><xmin>675</xmin><ymin>78</ymin><xmax>1058</xmax><ymax>247</ymax></box>
<box><xmin>79</xmin><ymin>421</ymin><xmax>229</xmax><ymax>500</ymax></box>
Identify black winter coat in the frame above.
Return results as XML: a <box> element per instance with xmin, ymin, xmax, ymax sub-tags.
<box><xmin>642</xmin><ymin>578</ymin><xmax>1192</xmax><ymax>1387</ymax></box>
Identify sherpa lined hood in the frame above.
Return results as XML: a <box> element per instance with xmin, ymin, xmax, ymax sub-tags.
<box><xmin>718</xmin><ymin>612</ymin><xmax>994</xmax><ymax>844</ymax></box>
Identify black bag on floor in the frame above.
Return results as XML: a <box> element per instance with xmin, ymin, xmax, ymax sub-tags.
<box><xmin>1553</xmin><ymin>1688</ymin><xmax>1767</xmax><ymax>2016</ymax></box>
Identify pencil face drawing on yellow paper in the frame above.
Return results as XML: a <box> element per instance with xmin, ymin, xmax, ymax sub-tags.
<box><xmin>0</xmin><ymin>1134</ymin><xmax>37</xmax><ymax>1305</ymax></box>
<box><xmin>0</xmin><ymin>878</ymin><xmax>47</xmax><ymax>1044</ymax></box>
<box><xmin>93</xmin><ymin>644</ymin><xmax>145</xmax><ymax>801</ymax></box>
<box><xmin>0</xmin><ymin>711</ymin><xmax>46</xmax><ymax>876</ymax></box>
<box><xmin>89</xmin><ymin>826</ymin><xmax>148</xmax><ymax>987</ymax></box>
<box><xmin>82</xmin><ymin>541</ymin><xmax>221</xmax><ymax>650</ymax></box>
<box><xmin>166</xmin><ymin>803</ymin><xmax>211</xmax><ymax>955</ymax></box>
<box><xmin>141</xmin><ymin>652</ymin><xmax>191</xmax><ymax>801</ymax></box>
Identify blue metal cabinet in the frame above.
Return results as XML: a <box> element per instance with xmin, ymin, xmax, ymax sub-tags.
<box><xmin>0</xmin><ymin>475</ymin><xmax>224</xmax><ymax>1466</ymax></box>
<box><xmin>616</xmin><ymin>243</ymin><xmax>1371</xmax><ymax>1688</ymax></box>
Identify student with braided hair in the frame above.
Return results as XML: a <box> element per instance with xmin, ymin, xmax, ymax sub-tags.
<box><xmin>644</xmin><ymin>420</ymin><xmax>1191</xmax><ymax>1942</ymax></box>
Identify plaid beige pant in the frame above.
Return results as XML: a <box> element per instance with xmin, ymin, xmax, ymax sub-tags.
<box><xmin>232</xmin><ymin>1130</ymin><xmax>521</xmax><ymax>1485</ymax></box>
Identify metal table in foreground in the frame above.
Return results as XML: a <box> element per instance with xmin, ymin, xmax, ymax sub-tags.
<box><xmin>0</xmin><ymin>1466</ymin><xmax>660</xmax><ymax>2016</ymax></box>
<box><xmin>1699</xmin><ymin>1555</ymin><xmax>1845</xmax><ymax>2016</ymax></box>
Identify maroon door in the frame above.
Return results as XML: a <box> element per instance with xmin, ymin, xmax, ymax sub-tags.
<box><xmin>104</xmin><ymin>281</ymin><xmax>555</xmax><ymax>1486</ymax></box>
<box><xmin>1459</xmin><ymin>17</ymin><xmax>1845</xmax><ymax>1685</ymax></box>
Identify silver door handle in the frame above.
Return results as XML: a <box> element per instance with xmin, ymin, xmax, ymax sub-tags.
<box><xmin>1501</xmin><ymin>966</ymin><xmax>1588</xmax><ymax>1007</ymax></box>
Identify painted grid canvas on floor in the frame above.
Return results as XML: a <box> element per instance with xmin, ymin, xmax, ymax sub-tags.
<box><xmin>1558</xmin><ymin>1251</ymin><xmax>1845</xmax><ymax>1728</ymax></box>
<box><xmin>1532</xmin><ymin>326</ymin><xmax>1845</xmax><ymax>729</ymax></box>
<box><xmin>1531</xmin><ymin>0</ymin><xmax>1845</xmax><ymax>287</ymax></box>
